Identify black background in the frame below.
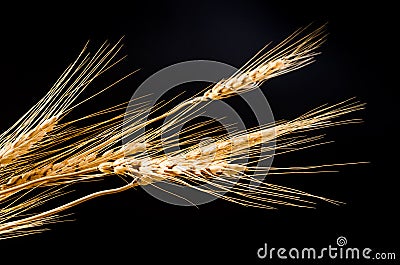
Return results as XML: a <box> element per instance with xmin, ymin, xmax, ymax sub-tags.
<box><xmin>0</xmin><ymin>1</ymin><xmax>397</xmax><ymax>264</ymax></box>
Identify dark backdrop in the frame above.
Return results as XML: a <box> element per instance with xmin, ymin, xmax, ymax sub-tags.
<box><xmin>0</xmin><ymin>1</ymin><xmax>396</xmax><ymax>264</ymax></box>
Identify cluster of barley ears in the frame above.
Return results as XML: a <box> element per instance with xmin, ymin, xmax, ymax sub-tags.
<box><xmin>0</xmin><ymin>24</ymin><xmax>365</xmax><ymax>239</ymax></box>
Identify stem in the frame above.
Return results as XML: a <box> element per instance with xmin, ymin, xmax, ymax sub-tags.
<box><xmin>0</xmin><ymin>179</ymin><xmax>139</xmax><ymax>235</ymax></box>
<box><xmin>0</xmin><ymin>168</ymin><xmax>98</xmax><ymax>197</ymax></box>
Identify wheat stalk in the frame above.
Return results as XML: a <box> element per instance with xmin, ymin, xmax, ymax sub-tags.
<box><xmin>0</xmin><ymin>116</ymin><xmax>58</xmax><ymax>166</ymax></box>
<box><xmin>0</xmin><ymin>98</ymin><xmax>363</xmax><ymax>237</ymax></box>
<box><xmin>0</xmin><ymin>38</ymin><xmax>126</xmax><ymax>172</ymax></box>
<box><xmin>202</xmin><ymin>24</ymin><xmax>326</xmax><ymax>100</ymax></box>
<box><xmin>0</xmin><ymin>38</ymin><xmax>130</xmax><ymax>183</ymax></box>
<box><xmin>0</xmin><ymin>24</ymin><xmax>365</xmax><ymax>238</ymax></box>
<box><xmin>0</xmin><ymin>25</ymin><xmax>325</xmax><ymax>194</ymax></box>
<box><xmin>97</xmin><ymin>99</ymin><xmax>363</xmax><ymax>205</ymax></box>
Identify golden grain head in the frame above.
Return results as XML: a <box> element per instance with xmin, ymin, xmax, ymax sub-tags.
<box><xmin>0</xmin><ymin>24</ymin><xmax>366</xmax><ymax>239</ymax></box>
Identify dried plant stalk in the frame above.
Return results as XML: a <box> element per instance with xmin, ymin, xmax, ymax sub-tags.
<box><xmin>0</xmin><ymin>116</ymin><xmax>58</xmax><ymax>166</ymax></box>
<box><xmin>0</xmin><ymin>25</ymin><xmax>326</xmax><ymax>196</ymax></box>
<box><xmin>0</xmin><ymin>39</ymin><xmax>125</xmax><ymax>175</ymax></box>
<box><xmin>202</xmin><ymin>24</ymin><xmax>326</xmax><ymax>100</ymax></box>
<box><xmin>0</xmin><ymin>24</ymin><xmax>365</xmax><ymax>239</ymax></box>
<box><xmin>97</xmin><ymin>99</ymin><xmax>363</xmax><ymax>206</ymax></box>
